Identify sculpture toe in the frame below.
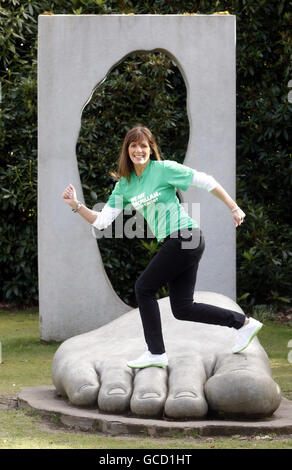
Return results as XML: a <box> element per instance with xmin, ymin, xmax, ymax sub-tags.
<box><xmin>205</xmin><ymin>369</ymin><xmax>281</xmax><ymax>418</ymax></box>
<box><xmin>130</xmin><ymin>367</ymin><xmax>168</xmax><ymax>416</ymax></box>
<box><xmin>57</xmin><ymin>362</ymin><xmax>100</xmax><ymax>406</ymax></box>
<box><xmin>164</xmin><ymin>357</ymin><xmax>208</xmax><ymax>419</ymax></box>
<box><xmin>97</xmin><ymin>364</ymin><xmax>133</xmax><ymax>413</ymax></box>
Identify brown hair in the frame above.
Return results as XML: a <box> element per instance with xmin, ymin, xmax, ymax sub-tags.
<box><xmin>109</xmin><ymin>125</ymin><xmax>162</xmax><ymax>183</ymax></box>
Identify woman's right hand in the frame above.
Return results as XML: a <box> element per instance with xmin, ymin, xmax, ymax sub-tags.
<box><xmin>62</xmin><ymin>184</ymin><xmax>77</xmax><ymax>209</ymax></box>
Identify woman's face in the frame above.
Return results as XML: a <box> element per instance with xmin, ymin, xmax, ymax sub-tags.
<box><xmin>128</xmin><ymin>139</ymin><xmax>151</xmax><ymax>167</ymax></box>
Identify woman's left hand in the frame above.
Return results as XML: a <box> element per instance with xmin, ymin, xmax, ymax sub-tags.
<box><xmin>232</xmin><ymin>207</ymin><xmax>246</xmax><ymax>227</ymax></box>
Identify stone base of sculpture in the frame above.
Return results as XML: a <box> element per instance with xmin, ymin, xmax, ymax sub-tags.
<box><xmin>52</xmin><ymin>292</ymin><xmax>281</xmax><ymax>420</ymax></box>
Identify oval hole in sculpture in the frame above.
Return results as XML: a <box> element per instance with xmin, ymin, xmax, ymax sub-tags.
<box><xmin>76</xmin><ymin>50</ymin><xmax>189</xmax><ymax>307</ymax></box>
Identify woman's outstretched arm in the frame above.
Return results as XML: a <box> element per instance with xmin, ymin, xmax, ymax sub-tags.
<box><xmin>62</xmin><ymin>184</ymin><xmax>98</xmax><ymax>224</ymax></box>
<box><xmin>211</xmin><ymin>184</ymin><xmax>246</xmax><ymax>227</ymax></box>
<box><xmin>62</xmin><ymin>183</ymin><xmax>122</xmax><ymax>229</ymax></box>
<box><xmin>190</xmin><ymin>169</ymin><xmax>246</xmax><ymax>227</ymax></box>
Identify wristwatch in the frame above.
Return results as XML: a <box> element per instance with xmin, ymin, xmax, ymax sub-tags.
<box><xmin>72</xmin><ymin>201</ymin><xmax>82</xmax><ymax>213</ymax></box>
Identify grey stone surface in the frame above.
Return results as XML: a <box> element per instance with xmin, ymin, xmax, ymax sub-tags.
<box><xmin>51</xmin><ymin>292</ymin><xmax>281</xmax><ymax>420</ymax></box>
<box><xmin>38</xmin><ymin>14</ymin><xmax>236</xmax><ymax>341</ymax></box>
<box><xmin>18</xmin><ymin>386</ymin><xmax>292</xmax><ymax>437</ymax></box>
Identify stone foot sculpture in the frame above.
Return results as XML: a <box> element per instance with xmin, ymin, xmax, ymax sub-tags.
<box><xmin>52</xmin><ymin>292</ymin><xmax>281</xmax><ymax>419</ymax></box>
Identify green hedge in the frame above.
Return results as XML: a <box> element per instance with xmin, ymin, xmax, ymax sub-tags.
<box><xmin>0</xmin><ymin>0</ymin><xmax>291</xmax><ymax>309</ymax></box>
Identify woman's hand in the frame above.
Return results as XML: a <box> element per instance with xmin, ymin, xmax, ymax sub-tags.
<box><xmin>62</xmin><ymin>184</ymin><xmax>78</xmax><ymax>209</ymax></box>
<box><xmin>231</xmin><ymin>207</ymin><xmax>246</xmax><ymax>227</ymax></box>
<box><xmin>210</xmin><ymin>186</ymin><xmax>246</xmax><ymax>228</ymax></box>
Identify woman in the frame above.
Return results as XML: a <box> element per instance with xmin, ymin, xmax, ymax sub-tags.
<box><xmin>62</xmin><ymin>125</ymin><xmax>263</xmax><ymax>368</ymax></box>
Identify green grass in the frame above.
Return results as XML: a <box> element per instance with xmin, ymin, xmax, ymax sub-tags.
<box><xmin>257</xmin><ymin>318</ymin><xmax>292</xmax><ymax>400</ymax></box>
<box><xmin>0</xmin><ymin>308</ymin><xmax>60</xmax><ymax>396</ymax></box>
<box><xmin>1</xmin><ymin>408</ymin><xmax>292</xmax><ymax>449</ymax></box>
<box><xmin>0</xmin><ymin>309</ymin><xmax>292</xmax><ymax>449</ymax></box>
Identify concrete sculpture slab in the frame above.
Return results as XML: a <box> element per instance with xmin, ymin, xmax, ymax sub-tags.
<box><xmin>52</xmin><ymin>292</ymin><xmax>281</xmax><ymax>419</ymax></box>
<box><xmin>38</xmin><ymin>14</ymin><xmax>236</xmax><ymax>341</ymax></box>
<box><xmin>38</xmin><ymin>14</ymin><xmax>281</xmax><ymax>421</ymax></box>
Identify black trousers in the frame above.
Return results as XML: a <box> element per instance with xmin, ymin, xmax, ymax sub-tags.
<box><xmin>135</xmin><ymin>228</ymin><xmax>246</xmax><ymax>354</ymax></box>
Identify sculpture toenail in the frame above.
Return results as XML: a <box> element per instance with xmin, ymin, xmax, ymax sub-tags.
<box><xmin>175</xmin><ymin>391</ymin><xmax>198</xmax><ymax>399</ymax></box>
<box><xmin>78</xmin><ymin>384</ymin><xmax>95</xmax><ymax>393</ymax></box>
<box><xmin>108</xmin><ymin>387</ymin><xmax>126</xmax><ymax>395</ymax></box>
<box><xmin>141</xmin><ymin>392</ymin><xmax>160</xmax><ymax>399</ymax></box>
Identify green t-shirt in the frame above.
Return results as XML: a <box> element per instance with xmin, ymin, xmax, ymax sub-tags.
<box><xmin>107</xmin><ymin>159</ymin><xmax>198</xmax><ymax>242</ymax></box>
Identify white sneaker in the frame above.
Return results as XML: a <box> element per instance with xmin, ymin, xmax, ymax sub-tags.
<box><xmin>232</xmin><ymin>317</ymin><xmax>263</xmax><ymax>354</ymax></box>
<box><xmin>127</xmin><ymin>350</ymin><xmax>168</xmax><ymax>369</ymax></box>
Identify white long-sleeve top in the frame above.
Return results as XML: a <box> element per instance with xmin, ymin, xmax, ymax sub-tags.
<box><xmin>92</xmin><ymin>168</ymin><xmax>218</xmax><ymax>231</ymax></box>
